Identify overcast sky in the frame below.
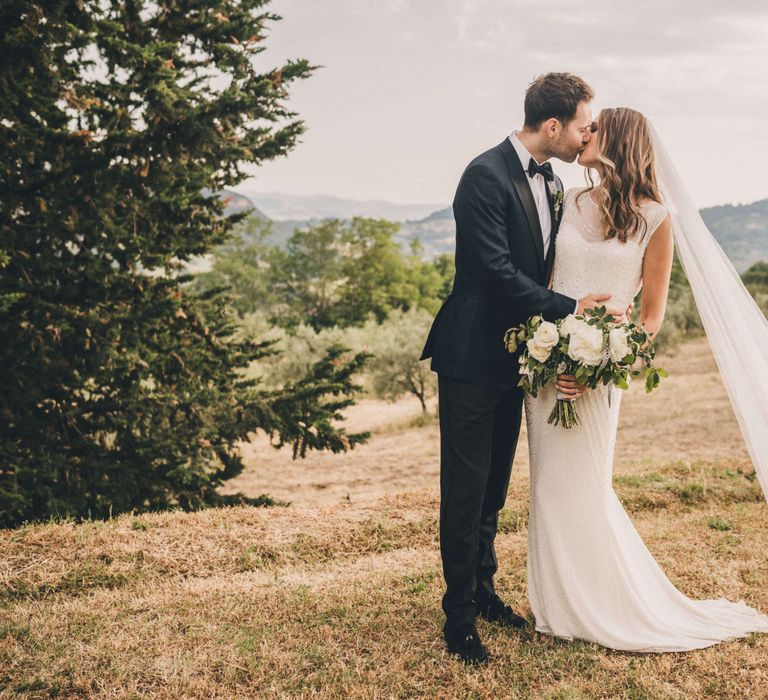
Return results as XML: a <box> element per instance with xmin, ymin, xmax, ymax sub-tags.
<box><xmin>239</xmin><ymin>0</ymin><xmax>768</xmax><ymax>209</ymax></box>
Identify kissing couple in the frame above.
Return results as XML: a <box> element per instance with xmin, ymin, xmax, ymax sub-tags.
<box><xmin>421</xmin><ymin>72</ymin><xmax>768</xmax><ymax>664</ymax></box>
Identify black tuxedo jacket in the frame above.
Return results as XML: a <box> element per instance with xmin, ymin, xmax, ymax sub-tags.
<box><xmin>420</xmin><ymin>137</ymin><xmax>576</xmax><ymax>390</ymax></box>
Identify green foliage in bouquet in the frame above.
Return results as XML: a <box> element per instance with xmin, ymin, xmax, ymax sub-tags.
<box><xmin>0</xmin><ymin>1</ymin><xmax>370</xmax><ymax>527</ymax></box>
<box><xmin>505</xmin><ymin>307</ymin><xmax>667</xmax><ymax>428</ymax></box>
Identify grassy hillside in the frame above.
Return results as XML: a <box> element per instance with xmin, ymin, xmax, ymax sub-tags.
<box><xmin>2</xmin><ymin>465</ymin><xmax>766</xmax><ymax>698</ymax></box>
<box><xmin>2</xmin><ymin>338</ymin><xmax>768</xmax><ymax>699</ymax></box>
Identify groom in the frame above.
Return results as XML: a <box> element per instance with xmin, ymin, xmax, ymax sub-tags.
<box><xmin>421</xmin><ymin>73</ymin><xmax>625</xmax><ymax>664</ymax></box>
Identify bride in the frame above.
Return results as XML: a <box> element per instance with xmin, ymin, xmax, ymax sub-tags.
<box><xmin>528</xmin><ymin>106</ymin><xmax>768</xmax><ymax>651</ymax></box>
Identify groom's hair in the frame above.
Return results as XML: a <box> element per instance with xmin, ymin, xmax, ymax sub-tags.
<box><xmin>524</xmin><ymin>73</ymin><xmax>594</xmax><ymax>129</ymax></box>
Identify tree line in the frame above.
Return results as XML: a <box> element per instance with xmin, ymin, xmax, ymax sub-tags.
<box><xmin>192</xmin><ymin>214</ymin><xmax>454</xmax><ymax>331</ymax></box>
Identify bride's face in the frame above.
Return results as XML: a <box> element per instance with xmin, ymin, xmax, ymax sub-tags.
<box><xmin>578</xmin><ymin>121</ymin><xmax>601</xmax><ymax>169</ymax></box>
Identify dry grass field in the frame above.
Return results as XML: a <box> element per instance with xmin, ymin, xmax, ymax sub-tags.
<box><xmin>3</xmin><ymin>336</ymin><xmax>768</xmax><ymax>699</ymax></box>
<box><xmin>227</xmin><ymin>335</ymin><xmax>751</xmax><ymax>506</ymax></box>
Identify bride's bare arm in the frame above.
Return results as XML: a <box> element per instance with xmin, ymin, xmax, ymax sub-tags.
<box><xmin>639</xmin><ymin>214</ymin><xmax>674</xmax><ymax>340</ymax></box>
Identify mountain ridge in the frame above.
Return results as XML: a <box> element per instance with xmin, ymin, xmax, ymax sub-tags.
<box><xmin>230</xmin><ymin>189</ymin><xmax>444</xmax><ymax>222</ymax></box>
<box><xmin>219</xmin><ymin>189</ymin><xmax>767</xmax><ymax>272</ymax></box>
<box><xmin>398</xmin><ymin>198</ymin><xmax>768</xmax><ymax>272</ymax></box>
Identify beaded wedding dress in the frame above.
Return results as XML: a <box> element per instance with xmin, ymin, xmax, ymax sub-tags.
<box><xmin>524</xmin><ymin>188</ymin><xmax>768</xmax><ymax>652</ymax></box>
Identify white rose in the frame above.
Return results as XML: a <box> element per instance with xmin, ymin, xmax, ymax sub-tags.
<box><xmin>559</xmin><ymin>314</ymin><xmax>587</xmax><ymax>338</ymax></box>
<box><xmin>567</xmin><ymin>323</ymin><xmax>605</xmax><ymax>366</ymax></box>
<box><xmin>609</xmin><ymin>327</ymin><xmax>632</xmax><ymax>362</ymax></box>
<box><xmin>532</xmin><ymin>321</ymin><xmax>559</xmax><ymax>350</ymax></box>
<box><xmin>526</xmin><ymin>338</ymin><xmax>552</xmax><ymax>363</ymax></box>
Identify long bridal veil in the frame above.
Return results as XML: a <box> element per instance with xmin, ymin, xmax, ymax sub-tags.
<box><xmin>649</xmin><ymin>122</ymin><xmax>768</xmax><ymax>500</ymax></box>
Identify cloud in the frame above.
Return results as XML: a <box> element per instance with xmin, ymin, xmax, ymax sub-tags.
<box><xmin>452</xmin><ymin>0</ymin><xmax>768</xmax><ymax>57</ymax></box>
<box><xmin>442</xmin><ymin>0</ymin><xmax>768</xmax><ymax>121</ymax></box>
<box><xmin>244</xmin><ymin>0</ymin><xmax>768</xmax><ymax>208</ymax></box>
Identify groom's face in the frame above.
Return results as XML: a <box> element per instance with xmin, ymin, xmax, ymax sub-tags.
<box><xmin>552</xmin><ymin>101</ymin><xmax>593</xmax><ymax>163</ymax></box>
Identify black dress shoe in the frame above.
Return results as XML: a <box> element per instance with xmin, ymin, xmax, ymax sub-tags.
<box><xmin>475</xmin><ymin>593</ymin><xmax>528</xmax><ymax>629</ymax></box>
<box><xmin>443</xmin><ymin>623</ymin><xmax>489</xmax><ymax>665</ymax></box>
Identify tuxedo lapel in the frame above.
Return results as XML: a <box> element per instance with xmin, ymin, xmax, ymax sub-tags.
<box><xmin>544</xmin><ymin>178</ymin><xmax>562</xmax><ymax>282</ymax></box>
<box><xmin>497</xmin><ymin>139</ymin><xmax>546</xmax><ymax>280</ymax></box>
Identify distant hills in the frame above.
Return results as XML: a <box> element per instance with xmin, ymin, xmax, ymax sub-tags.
<box><xmin>700</xmin><ymin>199</ymin><xmax>768</xmax><ymax>272</ymax></box>
<box><xmin>217</xmin><ymin>189</ymin><xmax>268</xmax><ymax>219</ymax></box>
<box><xmin>395</xmin><ymin>208</ymin><xmax>455</xmax><ymax>259</ymax></box>
<box><xmin>396</xmin><ymin>199</ymin><xmax>768</xmax><ymax>272</ymax></box>
<box><xmin>220</xmin><ymin>189</ymin><xmax>767</xmax><ymax>273</ymax></box>
<box><xmin>229</xmin><ymin>189</ymin><xmax>444</xmax><ymax>222</ymax></box>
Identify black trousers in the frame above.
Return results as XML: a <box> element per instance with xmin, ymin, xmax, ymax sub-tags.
<box><xmin>437</xmin><ymin>374</ymin><xmax>524</xmax><ymax>628</ymax></box>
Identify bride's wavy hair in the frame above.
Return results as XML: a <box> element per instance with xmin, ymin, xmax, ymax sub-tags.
<box><xmin>577</xmin><ymin>107</ymin><xmax>662</xmax><ymax>243</ymax></box>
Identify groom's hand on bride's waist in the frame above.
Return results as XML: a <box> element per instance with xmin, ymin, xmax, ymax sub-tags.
<box><xmin>576</xmin><ymin>293</ymin><xmax>626</xmax><ymax>321</ymax></box>
<box><xmin>556</xmin><ymin>374</ymin><xmax>589</xmax><ymax>398</ymax></box>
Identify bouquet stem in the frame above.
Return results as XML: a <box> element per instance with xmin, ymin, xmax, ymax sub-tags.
<box><xmin>548</xmin><ymin>392</ymin><xmax>580</xmax><ymax>429</ymax></box>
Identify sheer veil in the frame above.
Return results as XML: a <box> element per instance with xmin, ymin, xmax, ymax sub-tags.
<box><xmin>648</xmin><ymin>122</ymin><xmax>768</xmax><ymax>500</ymax></box>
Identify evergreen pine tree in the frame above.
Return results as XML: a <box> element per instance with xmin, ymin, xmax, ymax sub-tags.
<box><xmin>0</xmin><ymin>1</ymin><xmax>369</xmax><ymax>527</ymax></box>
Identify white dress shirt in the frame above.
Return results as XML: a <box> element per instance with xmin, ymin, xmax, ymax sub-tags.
<box><xmin>508</xmin><ymin>132</ymin><xmax>579</xmax><ymax>314</ymax></box>
<box><xmin>508</xmin><ymin>131</ymin><xmax>553</xmax><ymax>257</ymax></box>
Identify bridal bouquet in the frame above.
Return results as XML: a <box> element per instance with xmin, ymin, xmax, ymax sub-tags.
<box><xmin>504</xmin><ymin>307</ymin><xmax>667</xmax><ymax>428</ymax></box>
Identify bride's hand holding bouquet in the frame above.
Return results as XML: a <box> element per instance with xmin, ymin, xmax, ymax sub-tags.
<box><xmin>504</xmin><ymin>306</ymin><xmax>667</xmax><ymax>428</ymax></box>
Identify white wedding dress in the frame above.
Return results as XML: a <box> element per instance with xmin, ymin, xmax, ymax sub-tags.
<box><xmin>524</xmin><ymin>187</ymin><xmax>768</xmax><ymax>652</ymax></box>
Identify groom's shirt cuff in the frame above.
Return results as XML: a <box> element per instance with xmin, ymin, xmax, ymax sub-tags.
<box><xmin>573</xmin><ymin>299</ymin><xmax>579</xmax><ymax>315</ymax></box>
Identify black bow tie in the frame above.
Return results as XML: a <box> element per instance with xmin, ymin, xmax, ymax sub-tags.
<box><xmin>527</xmin><ymin>158</ymin><xmax>554</xmax><ymax>182</ymax></box>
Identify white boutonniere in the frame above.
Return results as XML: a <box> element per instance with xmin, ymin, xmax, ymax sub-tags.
<box><xmin>552</xmin><ymin>189</ymin><xmax>564</xmax><ymax>222</ymax></box>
